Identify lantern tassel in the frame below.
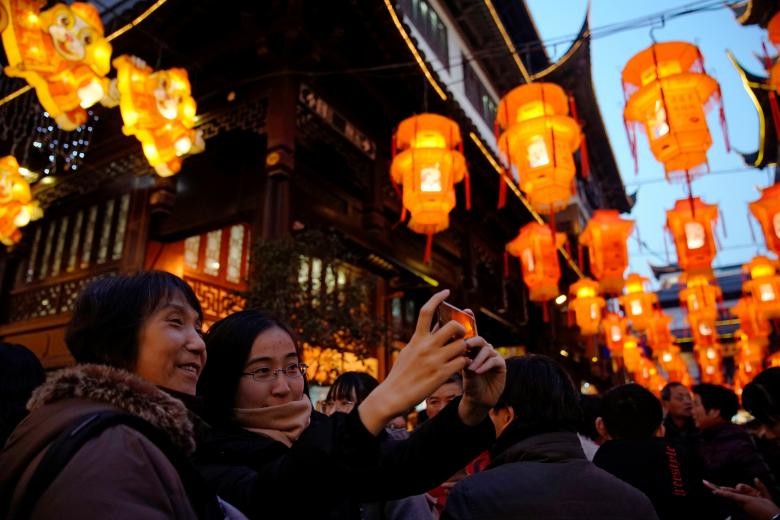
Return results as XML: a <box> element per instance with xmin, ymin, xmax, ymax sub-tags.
<box><xmin>747</xmin><ymin>211</ymin><xmax>757</xmax><ymax>245</ymax></box>
<box><xmin>542</xmin><ymin>301</ymin><xmax>550</xmax><ymax>323</ymax></box>
<box><xmin>569</xmin><ymin>96</ymin><xmax>590</xmax><ymax>180</ymax></box>
<box><xmin>720</xmin><ymin>209</ymin><xmax>728</xmax><ymax>239</ymax></box>
<box><xmin>578</xmin><ymin>243</ymin><xmax>585</xmax><ymax>272</ymax></box>
<box><xmin>717</xmin><ymin>86</ymin><xmax>731</xmax><ymax>153</ymax></box>
<box><xmin>465</xmin><ymin>170</ymin><xmax>472</xmax><ymax>211</ymax></box>
<box><xmin>498</xmin><ymin>171</ymin><xmax>508</xmax><ymax>209</ymax></box>
<box><xmin>503</xmin><ymin>251</ymin><xmax>510</xmax><ymax>279</ymax></box>
<box><xmin>769</xmin><ymin>92</ymin><xmax>780</xmax><ymax>140</ymax></box>
<box><xmin>423</xmin><ymin>232</ymin><xmax>433</xmax><ymax>265</ymax></box>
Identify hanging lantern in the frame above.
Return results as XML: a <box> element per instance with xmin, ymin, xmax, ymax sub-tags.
<box><xmin>1</xmin><ymin>1</ymin><xmax>112</xmax><ymax>130</ymax></box>
<box><xmin>622</xmin><ymin>42</ymin><xmax>726</xmax><ymax>179</ymax></box>
<box><xmin>603</xmin><ymin>312</ymin><xmax>628</xmax><ymax>355</ymax></box>
<box><xmin>742</xmin><ymin>256</ymin><xmax>780</xmax><ymax>319</ymax></box>
<box><xmin>696</xmin><ymin>344</ymin><xmax>724</xmax><ymax>385</ymax></box>
<box><xmin>734</xmin><ymin>329</ymin><xmax>768</xmax><ymax>390</ymax></box>
<box><xmin>749</xmin><ymin>184</ymin><xmax>780</xmax><ymax>256</ymax></box>
<box><xmin>646</xmin><ymin>310</ymin><xmax>676</xmax><ymax>360</ymax></box>
<box><xmin>634</xmin><ymin>356</ymin><xmax>667</xmax><ymax>396</ymax></box>
<box><xmin>113</xmin><ymin>55</ymin><xmax>203</xmax><ymax>178</ymax></box>
<box><xmin>506</xmin><ymin>222</ymin><xmax>565</xmax><ymax>302</ymax></box>
<box><xmin>666</xmin><ymin>197</ymin><xmax>719</xmax><ymax>279</ymax></box>
<box><xmin>623</xmin><ymin>335</ymin><xmax>642</xmax><ymax>372</ymax></box>
<box><xmin>390</xmin><ymin>113</ymin><xmax>468</xmax><ymax>263</ymax></box>
<box><xmin>657</xmin><ymin>345</ymin><xmax>690</xmax><ymax>384</ymax></box>
<box><xmin>579</xmin><ymin>210</ymin><xmax>634</xmax><ymax>294</ymax></box>
<box><xmin>769</xmin><ymin>12</ymin><xmax>780</xmax><ymax>51</ymax></box>
<box><xmin>618</xmin><ymin>273</ymin><xmax>658</xmax><ymax>331</ymax></box>
<box><xmin>768</xmin><ymin>351</ymin><xmax>780</xmax><ymax>368</ymax></box>
<box><xmin>731</xmin><ymin>296</ymin><xmax>771</xmax><ymax>339</ymax></box>
<box><xmin>568</xmin><ymin>277</ymin><xmax>605</xmax><ymax>335</ymax></box>
<box><xmin>0</xmin><ymin>156</ymin><xmax>43</xmax><ymax>246</ymax></box>
<box><xmin>495</xmin><ymin>83</ymin><xmax>582</xmax><ymax>213</ymax></box>
<box><xmin>680</xmin><ymin>274</ymin><xmax>721</xmax><ymax>346</ymax></box>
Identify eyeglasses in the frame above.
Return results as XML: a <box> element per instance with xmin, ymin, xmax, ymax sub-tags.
<box><xmin>242</xmin><ymin>363</ymin><xmax>308</xmax><ymax>382</ymax></box>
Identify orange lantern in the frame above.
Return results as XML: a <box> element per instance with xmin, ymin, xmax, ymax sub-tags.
<box><xmin>623</xmin><ymin>335</ymin><xmax>642</xmax><ymax>372</ymax></box>
<box><xmin>657</xmin><ymin>345</ymin><xmax>690</xmax><ymax>385</ymax></box>
<box><xmin>666</xmin><ymin>198</ymin><xmax>719</xmax><ymax>279</ymax></box>
<box><xmin>680</xmin><ymin>275</ymin><xmax>721</xmax><ymax>347</ymax></box>
<box><xmin>1</xmin><ymin>1</ymin><xmax>112</xmax><ymax>130</ymax></box>
<box><xmin>0</xmin><ymin>156</ymin><xmax>43</xmax><ymax>245</ymax></box>
<box><xmin>579</xmin><ymin>210</ymin><xmax>634</xmax><ymax>294</ymax></box>
<box><xmin>113</xmin><ymin>55</ymin><xmax>203</xmax><ymax>177</ymax></box>
<box><xmin>646</xmin><ymin>310</ymin><xmax>675</xmax><ymax>350</ymax></box>
<box><xmin>769</xmin><ymin>12</ymin><xmax>780</xmax><ymax>51</ymax></box>
<box><xmin>696</xmin><ymin>344</ymin><xmax>723</xmax><ymax>385</ymax></box>
<box><xmin>568</xmin><ymin>277</ymin><xmax>606</xmax><ymax>335</ymax></box>
<box><xmin>734</xmin><ymin>329</ymin><xmax>768</xmax><ymax>390</ymax></box>
<box><xmin>495</xmin><ymin>83</ymin><xmax>581</xmax><ymax>213</ymax></box>
<box><xmin>619</xmin><ymin>273</ymin><xmax>659</xmax><ymax>331</ymax></box>
<box><xmin>768</xmin><ymin>351</ymin><xmax>780</xmax><ymax>368</ymax></box>
<box><xmin>390</xmin><ymin>113</ymin><xmax>468</xmax><ymax>263</ymax></box>
<box><xmin>731</xmin><ymin>296</ymin><xmax>771</xmax><ymax>339</ymax></box>
<box><xmin>603</xmin><ymin>312</ymin><xmax>628</xmax><ymax>355</ymax></box>
<box><xmin>622</xmin><ymin>42</ymin><xmax>725</xmax><ymax>179</ymax></box>
<box><xmin>749</xmin><ymin>184</ymin><xmax>780</xmax><ymax>256</ymax></box>
<box><xmin>634</xmin><ymin>356</ymin><xmax>667</xmax><ymax>396</ymax></box>
<box><xmin>742</xmin><ymin>256</ymin><xmax>780</xmax><ymax>319</ymax></box>
<box><xmin>506</xmin><ymin>222</ymin><xmax>565</xmax><ymax>302</ymax></box>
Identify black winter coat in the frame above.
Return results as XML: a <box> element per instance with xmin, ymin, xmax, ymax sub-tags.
<box><xmin>442</xmin><ymin>431</ymin><xmax>659</xmax><ymax>520</ymax></box>
<box><xmin>193</xmin><ymin>397</ymin><xmax>494</xmax><ymax>519</ymax></box>
<box><xmin>594</xmin><ymin>437</ymin><xmax>717</xmax><ymax>520</ymax></box>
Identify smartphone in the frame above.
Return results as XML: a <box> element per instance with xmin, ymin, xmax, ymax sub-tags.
<box><xmin>437</xmin><ymin>302</ymin><xmax>481</xmax><ymax>359</ymax></box>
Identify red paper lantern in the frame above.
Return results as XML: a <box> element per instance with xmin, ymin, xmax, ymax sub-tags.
<box><xmin>696</xmin><ymin>344</ymin><xmax>724</xmax><ymax>385</ymax></box>
<box><xmin>666</xmin><ymin>198</ymin><xmax>719</xmax><ymax>279</ymax></box>
<box><xmin>390</xmin><ymin>114</ymin><xmax>468</xmax><ymax>262</ymax></box>
<box><xmin>579</xmin><ymin>210</ymin><xmax>634</xmax><ymax>294</ymax></box>
<box><xmin>749</xmin><ymin>184</ymin><xmax>780</xmax><ymax>256</ymax></box>
<box><xmin>619</xmin><ymin>273</ymin><xmax>658</xmax><ymax>331</ymax></box>
<box><xmin>731</xmin><ymin>296</ymin><xmax>771</xmax><ymax>339</ymax></box>
<box><xmin>568</xmin><ymin>278</ymin><xmax>605</xmax><ymax>335</ymax></box>
<box><xmin>603</xmin><ymin>313</ymin><xmax>628</xmax><ymax>355</ymax></box>
<box><xmin>622</xmin><ymin>42</ymin><xmax>725</xmax><ymax>179</ymax></box>
<box><xmin>495</xmin><ymin>83</ymin><xmax>581</xmax><ymax>213</ymax></box>
<box><xmin>506</xmin><ymin>222</ymin><xmax>565</xmax><ymax>302</ymax></box>
<box><xmin>742</xmin><ymin>256</ymin><xmax>780</xmax><ymax>319</ymax></box>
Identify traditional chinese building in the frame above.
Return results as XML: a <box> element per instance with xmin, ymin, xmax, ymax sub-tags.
<box><xmin>0</xmin><ymin>0</ymin><xmax>631</xmax><ymax>381</ymax></box>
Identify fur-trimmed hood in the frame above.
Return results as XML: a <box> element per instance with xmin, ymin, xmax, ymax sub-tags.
<box><xmin>28</xmin><ymin>363</ymin><xmax>196</xmax><ymax>454</ymax></box>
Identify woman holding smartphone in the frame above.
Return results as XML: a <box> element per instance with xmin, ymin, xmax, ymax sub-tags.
<box><xmin>194</xmin><ymin>289</ymin><xmax>505</xmax><ymax>519</ymax></box>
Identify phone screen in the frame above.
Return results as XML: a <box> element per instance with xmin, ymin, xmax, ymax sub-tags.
<box><xmin>437</xmin><ymin>302</ymin><xmax>481</xmax><ymax>359</ymax></box>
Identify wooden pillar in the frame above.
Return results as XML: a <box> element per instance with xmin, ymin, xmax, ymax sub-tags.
<box><xmin>261</xmin><ymin>76</ymin><xmax>298</xmax><ymax>240</ymax></box>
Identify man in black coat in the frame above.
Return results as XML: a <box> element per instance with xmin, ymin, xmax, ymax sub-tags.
<box><xmin>442</xmin><ymin>355</ymin><xmax>658</xmax><ymax>520</ymax></box>
<box><xmin>593</xmin><ymin>383</ymin><xmax>716</xmax><ymax>520</ymax></box>
<box><xmin>661</xmin><ymin>382</ymin><xmax>697</xmax><ymax>450</ymax></box>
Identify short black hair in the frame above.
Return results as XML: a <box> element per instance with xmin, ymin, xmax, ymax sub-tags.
<box><xmin>693</xmin><ymin>383</ymin><xmax>739</xmax><ymax>421</ymax></box>
<box><xmin>743</xmin><ymin>367</ymin><xmax>780</xmax><ymax>426</ymax></box>
<box><xmin>600</xmin><ymin>384</ymin><xmax>663</xmax><ymax>439</ymax></box>
<box><xmin>661</xmin><ymin>382</ymin><xmax>686</xmax><ymax>402</ymax></box>
<box><xmin>0</xmin><ymin>342</ymin><xmax>45</xmax><ymax>445</ymax></box>
<box><xmin>65</xmin><ymin>271</ymin><xmax>202</xmax><ymax>370</ymax></box>
<box><xmin>578</xmin><ymin>394</ymin><xmax>602</xmax><ymax>441</ymax></box>
<box><xmin>198</xmin><ymin>309</ymin><xmax>300</xmax><ymax>424</ymax></box>
<box><xmin>495</xmin><ymin>355</ymin><xmax>581</xmax><ymax>439</ymax></box>
<box><xmin>326</xmin><ymin>371</ymin><xmax>378</xmax><ymax>406</ymax></box>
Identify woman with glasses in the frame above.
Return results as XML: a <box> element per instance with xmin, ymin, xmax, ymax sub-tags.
<box><xmin>195</xmin><ymin>289</ymin><xmax>506</xmax><ymax>519</ymax></box>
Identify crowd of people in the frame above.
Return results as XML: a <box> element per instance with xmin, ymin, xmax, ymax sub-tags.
<box><xmin>0</xmin><ymin>270</ymin><xmax>779</xmax><ymax>519</ymax></box>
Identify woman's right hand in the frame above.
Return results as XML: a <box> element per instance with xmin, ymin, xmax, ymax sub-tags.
<box><xmin>358</xmin><ymin>289</ymin><xmax>470</xmax><ymax>435</ymax></box>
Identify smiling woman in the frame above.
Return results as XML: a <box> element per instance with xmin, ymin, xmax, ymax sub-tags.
<box><xmin>0</xmin><ymin>271</ymin><xmax>227</xmax><ymax>519</ymax></box>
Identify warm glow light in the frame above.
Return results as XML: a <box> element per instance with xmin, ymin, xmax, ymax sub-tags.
<box><xmin>560</xmin><ymin>349</ymin><xmax>569</xmax><ymax>357</ymax></box>
<box><xmin>555</xmin><ymin>294</ymin><xmax>567</xmax><ymax>305</ymax></box>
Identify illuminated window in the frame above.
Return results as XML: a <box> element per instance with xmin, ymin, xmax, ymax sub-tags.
<box><xmin>97</xmin><ymin>199</ymin><xmax>115</xmax><ymax>264</ymax></box>
<box><xmin>204</xmin><ymin>230</ymin><xmax>222</xmax><ymax>276</ymax></box>
<box><xmin>527</xmin><ymin>135</ymin><xmax>550</xmax><ymax>168</ymax></box>
<box><xmin>420</xmin><ymin>164</ymin><xmax>442</xmax><ymax>192</ymax></box>
<box><xmin>684</xmin><ymin>222</ymin><xmax>705</xmax><ymax>249</ymax></box>
<box><xmin>67</xmin><ymin>210</ymin><xmax>83</xmax><ymax>273</ymax></box>
<box><xmin>226</xmin><ymin>225</ymin><xmax>245</xmax><ymax>284</ymax></box>
<box><xmin>185</xmin><ymin>236</ymin><xmax>201</xmax><ymax>270</ymax></box>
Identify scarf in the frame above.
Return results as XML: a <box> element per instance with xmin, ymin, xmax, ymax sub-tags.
<box><xmin>233</xmin><ymin>396</ymin><xmax>312</xmax><ymax>447</ymax></box>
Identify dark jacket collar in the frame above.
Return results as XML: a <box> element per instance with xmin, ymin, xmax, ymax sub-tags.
<box><xmin>491</xmin><ymin>431</ymin><xmax>586</xmax><ymax>467</ymax></box>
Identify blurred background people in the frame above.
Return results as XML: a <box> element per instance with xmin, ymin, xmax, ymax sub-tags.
<box><xmin>661</xmin><ymin>382</ymin><xmax>697</xmax><ymax>450</ymax></box>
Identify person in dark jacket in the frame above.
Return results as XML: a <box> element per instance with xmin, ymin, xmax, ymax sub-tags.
<box><xmin>661</xmin><ymin>382</ymin><xmax>697</xmax><ymax>450</ymax></box>
<box><xmin>693</xmin><ymin>384</ymin><xmax>777</xmax><ymax>494</ymax></box>
<box><xmin>0</xmin><ymin>342</ymin><xmax>45</xmax><ymax>448</ymax></box>
<box><xmin>195</xmin><ymin>289</ymin><xmax>506</xmax><ymax>520</ymax></box>
<box><xmin>442</xmin><ymin>355</ymin><xmax>659</xmax><ymax>520</ymax></box>
<box><xmin>0</xmin><ymin>272</ymin><xmax>233</xmax><ymax>519</ymax></box>
<box><xmin>743</xmin><ymin>367</ymin><xmax>780</xmax><ymax>486</ymax></box>
<box><xmin>593</xmin><ymin>383</ymin><xmax>715</xmax><ymax>520</ymax></box>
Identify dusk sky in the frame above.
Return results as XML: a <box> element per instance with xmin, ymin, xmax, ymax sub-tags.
<box><xmin>525</xmin><ymin>0</ymin><xmax>772</xmax><ymax>288</ymax></box>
